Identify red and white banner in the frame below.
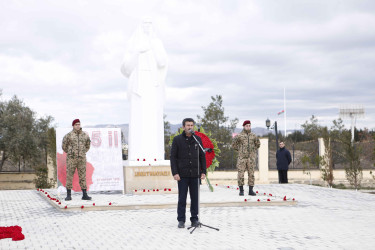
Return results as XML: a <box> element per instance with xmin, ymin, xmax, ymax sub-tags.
<box><xmin>56</xmin><ymin>128</ymin><xmax>123</xmax><ymax>192</ymax></box>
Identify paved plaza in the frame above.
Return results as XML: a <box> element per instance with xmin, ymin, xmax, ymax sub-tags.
<box><xmin>1</xmin><ymin>184</ymin><xmax>375</xmax><ymax>249</ymax></box>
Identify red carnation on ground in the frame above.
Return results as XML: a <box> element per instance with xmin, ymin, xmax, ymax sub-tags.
<box><xmin>283</xmin><ymin>196</ymin><xmax>287</xmax><ymax>201</ymax></box>
<box><xmin>194</xmin><ymin>131</ymin><xmax>215</xmax><ymax>168</ymax></box>
<box><xmin>244</xmin><ymin>199</ymin><xmax>247</xmax><ymax>202</ymax></box>
<box><xmin>109</xmin><ymin>202</ymin><xmax>112</xmax><ymax>205</ymax></box>
<box><xmin>93</xmin><ymin>203</ymin><xmax>95</xmax><ymax>206</ymax></box>
<box><xmin>81</xmin><ymin>205</ymin><xmax>84</xmax><ymax>209</ymax></box>
<box><xmin>267</xmin><ymin>199</ymin><xmax>270</xmax><ymax>201</ymax></box>
<box><xmin>257</xmin><ymin>199</ymin><xmax>260</xmax><ymax>202</ymax></box>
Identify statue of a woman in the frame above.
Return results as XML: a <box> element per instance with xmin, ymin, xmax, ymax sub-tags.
<box><xmin>121</xmin><ymin>18</ymin><xmax>168</xmax><ymax>161</ymax></box>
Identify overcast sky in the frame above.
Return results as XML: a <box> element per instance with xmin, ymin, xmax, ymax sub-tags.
<box><xmin>1</xmin><ymin>0</ymin><xmax>374</xmax><ymax>132</ymax></box>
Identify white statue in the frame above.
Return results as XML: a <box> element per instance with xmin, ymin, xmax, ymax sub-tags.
<box><xmin>121</xmin><ymin>18</ymin><xmax>168</xmax><ymax>162</ymax></box>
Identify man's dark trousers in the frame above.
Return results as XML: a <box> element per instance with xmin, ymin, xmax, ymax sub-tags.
<box><xmin>278</xmin><ymin>170</ymin><xmax>288</xmax><ymax>183</ymax></box>
<box><xmin>177</xmin><ymin>177</ymin><xmax>199</xmax><ymax>223</ymax></box>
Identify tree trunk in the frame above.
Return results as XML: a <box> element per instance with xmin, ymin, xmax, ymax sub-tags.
<box><xmin>0</xmin><ymin>152</ymin><xmax>7</xmax><ymax>172</ymax></box>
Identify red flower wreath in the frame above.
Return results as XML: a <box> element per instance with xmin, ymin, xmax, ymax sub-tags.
<box><xmin>0</xmin><ymin>226</ymin><xmax>25</xmax><ymax>241</ymax></box>
<box><xmin>194</xmin><ymin>131</ymin><xmax>215</xmax><ymax>169</ymax></box>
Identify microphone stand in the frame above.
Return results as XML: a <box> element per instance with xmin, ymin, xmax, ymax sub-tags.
<box><xmin>187</xmin><ymin>132</ymin><xmax>219</xmax><ymax>234</ymax></box>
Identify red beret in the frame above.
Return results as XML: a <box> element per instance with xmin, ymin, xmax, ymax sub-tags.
<box><xmin>242</xmin><ymin>120</ymin><xmax>251</xmax><ymax>126</ymax></box>
<box><xmin>72</xmin><ymin>119</ymin><xmax>80</xmax><ymax>126</ymax></box>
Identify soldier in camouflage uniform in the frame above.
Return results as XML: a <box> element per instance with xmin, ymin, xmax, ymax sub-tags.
<box><xmin>232</xmin><ymin>120</ymin><xmax>260</xmax><ymax>196</ymax></box>
<box><xmin>62</xmin><ymin>119</ymin><xmax>92</xmax><ymax>201</ymax></box>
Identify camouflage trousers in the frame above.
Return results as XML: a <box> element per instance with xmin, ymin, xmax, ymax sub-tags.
<box><xmin>66</xmin><ymin>157</ymin><xmax>87</xmax><ymax>190</ymax></box>
<box><xmin>237</xmin><ymin>157</ymin><xmax>256</xmax><ymax>186</ymax></box>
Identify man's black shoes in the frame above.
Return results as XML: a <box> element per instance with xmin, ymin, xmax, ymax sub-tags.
<box><xmin>82</xmin><ymin>189</ymin><xmax>92</xmax><ymax>200</ymax></box>
<box><xmin>65</xmin><ymin>189</ymin><xmax>72</xmax><ymax>201</ymax></box>
<box><xmin>178</xmin><ymin>221</ymin><xmax>185</xmax><ymax>228</ymax></box>
<box><xmin>249</xmin><ymin>186</ymin><xmax>256</xmax><ymax>196</ymax></box>
<box><xmin>239</xmin><ymin>186</ymin><xmax>244</xmax><ymax>196</ymax></box>
<box><xmin>191</xmin><ymin>221</ymin><xmax>200</xmax><ymax>227</ymax></box>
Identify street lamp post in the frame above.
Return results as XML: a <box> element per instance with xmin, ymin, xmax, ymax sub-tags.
<box><xmin>266</xmin><ymin>118</ymin><xmax>279</xmax><ymax>152</ymax></box>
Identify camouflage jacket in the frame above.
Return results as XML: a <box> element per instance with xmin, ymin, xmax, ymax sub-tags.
<box><xmin>62</xmin><ymin>129</ymin><xmax>91</xmax><ymax>159</ymax></box>
<box><xmin>232</xmin><ymin>129</ymin><xmax>260</xmax><ymax>159</ymax></box>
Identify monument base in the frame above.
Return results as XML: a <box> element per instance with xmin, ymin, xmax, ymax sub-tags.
<box><xmin>123</xmin><ymin>160</ymin><xmax>176</xmax><ymax>194</ymax></box>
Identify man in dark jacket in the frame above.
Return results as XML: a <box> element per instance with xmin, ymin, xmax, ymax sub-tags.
<box><xmin>276</xmin><ymin>141</ymin><xmax>292</xmax><ymax>183</ymax></box>
<box><xmin>170</xmin><ymin>118</ymin><xmax>206</xmax><ymax>229</ymax></box>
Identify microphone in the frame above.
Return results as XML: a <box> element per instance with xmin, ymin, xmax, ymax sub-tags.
<box><xmin>188</xmin><ymin>129</ymin><xmax>195</xmax><ymax>134</ymax></box>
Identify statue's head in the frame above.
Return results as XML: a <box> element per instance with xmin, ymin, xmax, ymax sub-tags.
<box><xmin>142</xmin><ymin>17</ymin><xmax>153</xmax><ymax>35</ymax></box>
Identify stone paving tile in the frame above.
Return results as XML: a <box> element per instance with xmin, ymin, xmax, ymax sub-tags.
<box><xmin>1</xmin><ymin>184</ymin><xmax>375</xmax><ymax>249</ymax></box>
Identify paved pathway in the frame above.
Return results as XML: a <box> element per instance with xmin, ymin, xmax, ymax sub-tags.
<box><xmin>1</xmin><ymin>184</ymin><xmax>374</xmax><ymax>249</ymax></box>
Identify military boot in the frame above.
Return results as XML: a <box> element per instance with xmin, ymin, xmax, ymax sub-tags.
<box><xmin>249</xmin><ymin>186</ymin><xmax>256</xmax><ymax>196</ymax></box>
<box><xmin>239</xmin><ymin>186</ymin><xmax>244</xmax><ymax>196</ymax></box>
<box><xmin>82</xmin><ymin>189</ymin><xmax>92</xmax><ymax>200</ymax></box>
<box><xmin>65</xmin><ymin>189</ymin><xmax>72</xmax><ymax>201</ymax></box>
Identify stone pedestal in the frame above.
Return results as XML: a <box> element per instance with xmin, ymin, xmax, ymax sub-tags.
<box><xmin>123</xmin><ymin>160</ymin><xmax>176</xmax><ymax>194</ymax></box>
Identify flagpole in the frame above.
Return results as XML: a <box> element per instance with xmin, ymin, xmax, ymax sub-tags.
<box><xmin>284</xmin><ymin>87</ymin><xmax>286</xmax><ymax>137</ymax></box>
